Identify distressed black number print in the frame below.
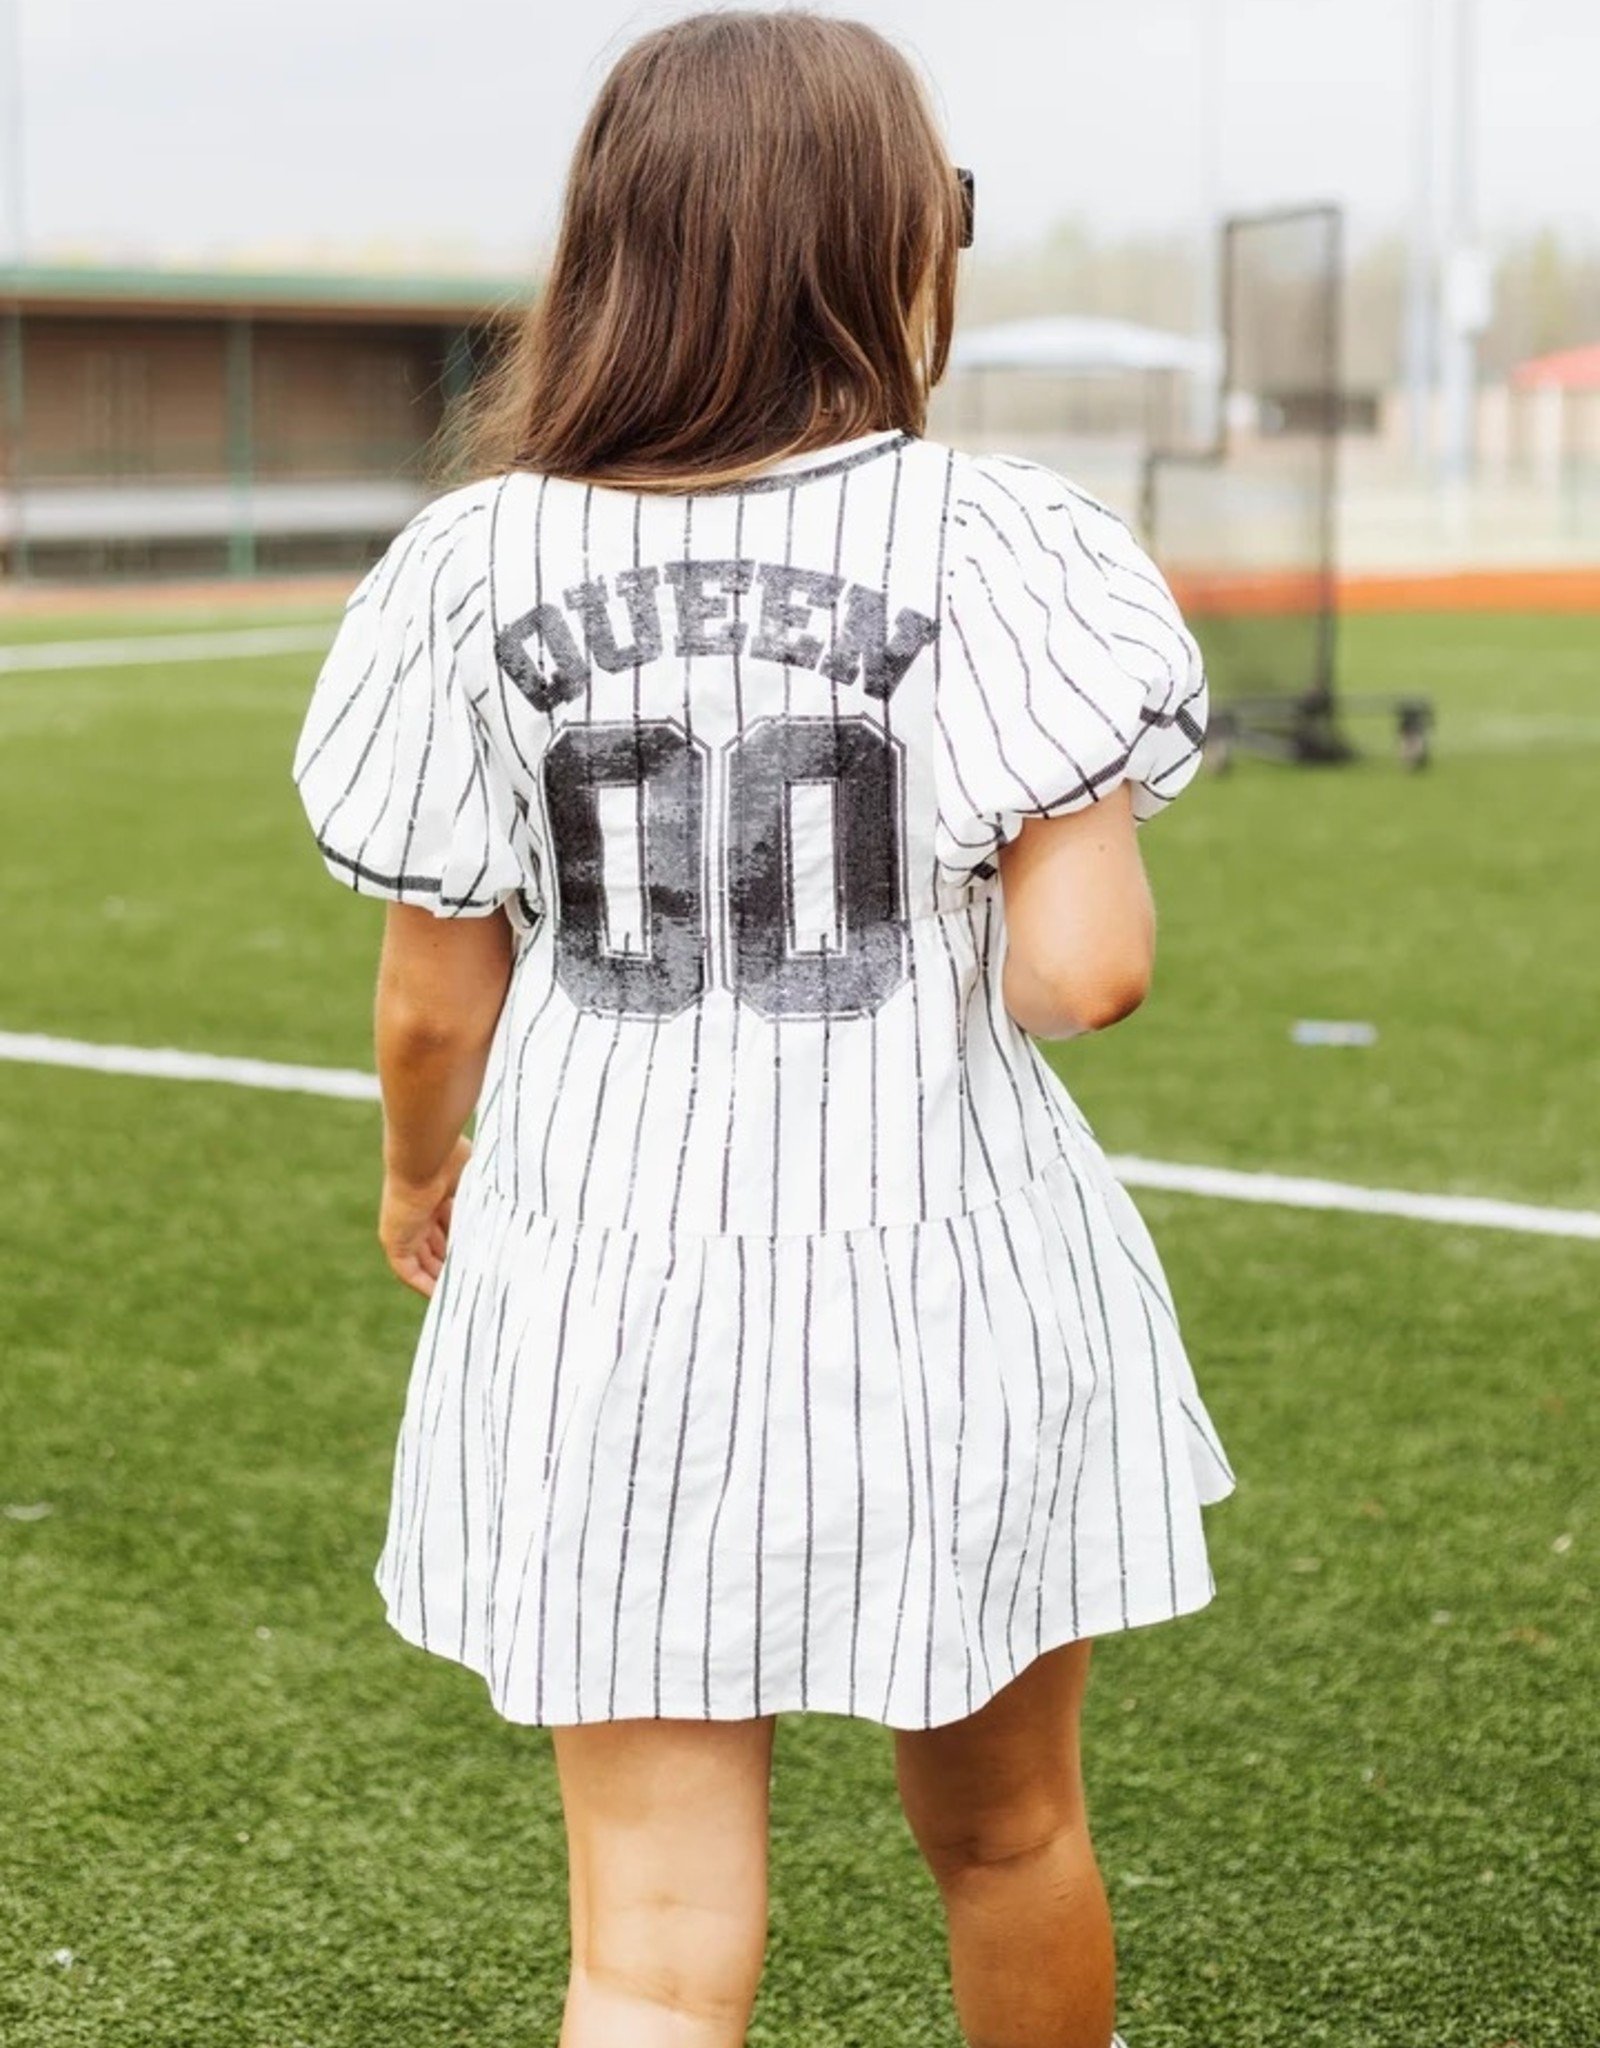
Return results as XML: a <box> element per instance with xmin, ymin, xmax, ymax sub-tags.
<box><xmin>542</xmin><ymin>721</ymin><xmax>709</xmax><ymax>1019</ymax></box>
<box><xmin>541</xmin><ymin>715</ymin><xmax>909</xmax><ymax>1020</ymax></box>
<box><xmin>726</xmin><ymin>716</ymin><xmax>909</xmax><ymax>1020</ymax></box>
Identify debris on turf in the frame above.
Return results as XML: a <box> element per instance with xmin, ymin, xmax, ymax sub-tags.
<box><xmin>1291</xmin><ymin>1019</ymin><xmax>1380</xmax><ymax>1046</ymax></box>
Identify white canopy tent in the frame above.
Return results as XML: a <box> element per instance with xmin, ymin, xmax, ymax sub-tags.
<box><xmin>949</xmin><ymin>316</ymin><xmax>1213</xmax><ymax>377</ymax></box>
<box><xmin>937</xmin><ymin>318</ymin><xmax>1216</xmax><ymax>519</ymax></box>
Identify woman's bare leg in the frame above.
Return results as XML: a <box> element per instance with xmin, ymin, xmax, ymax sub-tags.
<box><xmin>892</xmin><ymin>1640</ymin><xmax>1115</xmax><ymax>2048</ymax></box>
<box><xmin>552</xmin><ymin>1713</ymin><xmax>777</xmax><ymax>2048</ymax></box>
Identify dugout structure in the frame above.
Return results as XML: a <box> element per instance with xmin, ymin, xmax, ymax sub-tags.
<box><xmin>0</xmin><ymin>264</ymin><xmax>528</xmax><ymax>580</ymax></box>
<box><xmin>1142</xmin><ymin>204</ymin><xmax>1432</xmax><ymax>769</ymax></box>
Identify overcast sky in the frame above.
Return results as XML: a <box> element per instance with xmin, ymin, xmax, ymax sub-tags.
<box><xmin>6</xmin><ymin>0</ymin><xmax>1596</xmax><ymax>274</ymax></box>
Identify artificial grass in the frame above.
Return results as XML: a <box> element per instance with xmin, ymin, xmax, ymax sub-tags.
<box><xmin>2</xmin><ymin>1075</ymin><xmax>1591</xmax><ymax>2047</ymax></box>
<box><xmin>2</xmin><ymin>604</ymin><xmax>1596</xmax><ymax>2046</ymax></box>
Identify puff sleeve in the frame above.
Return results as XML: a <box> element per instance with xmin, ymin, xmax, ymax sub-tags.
<box><xmin>291</xmin><ymin>490</ymin><xmax>528</xmax><ymax>918</ymax></box>
<box><xmin>935</xmin><ymin>455</ymin><xmax>1208</xmax><ymax>876</ymax></box>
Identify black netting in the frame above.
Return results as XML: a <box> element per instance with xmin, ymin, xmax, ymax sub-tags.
<box><xmin>1144</xmin><ymin>206</ymin><xmax>1341</xmax><ymax>751</ymax></box>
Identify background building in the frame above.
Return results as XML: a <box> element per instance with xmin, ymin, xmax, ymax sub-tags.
<box><xmin>0</xmin><ymin>264</ymin><xmax>527</xmax><ymax>579</ymax></box>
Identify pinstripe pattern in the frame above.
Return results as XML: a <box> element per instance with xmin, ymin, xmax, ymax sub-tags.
<box><xmin>294</xmin><ymin>431</ymin><xmax>1235</xmax><ymax>1731</ymax></box>
<box><xmin>718</xmin><ymin>493</ymin><xmax>749</xmax><ymax>1234</ymax></box>
<box><xmin>972</xmin><ymin>1199</ymin><xmax>1032</xmax><ymax>1672</ymax></box>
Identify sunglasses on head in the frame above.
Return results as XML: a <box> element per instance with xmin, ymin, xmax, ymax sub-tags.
<box><xmin>955</xmin><ymin>166</ymin><xmax>975</xmax><ymax>249</ymax></box>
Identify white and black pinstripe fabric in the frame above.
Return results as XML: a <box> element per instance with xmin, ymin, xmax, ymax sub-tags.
<box><xmin>292</xmin><ymin>428</ymin><xmax>1236</xmax><ymax>1730</ymax></box>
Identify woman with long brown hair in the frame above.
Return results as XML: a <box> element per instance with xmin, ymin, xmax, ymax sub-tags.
<box><xmin>292</xmin><ymin>12</ymin><xmax>1233</xmax><ymax>2046</ymax></box>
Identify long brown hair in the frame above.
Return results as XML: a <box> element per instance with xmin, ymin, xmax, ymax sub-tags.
<box><xmin>448</xmin><ymin>10</ymin><xmax>963</xmax><ymax>493</ymax></box>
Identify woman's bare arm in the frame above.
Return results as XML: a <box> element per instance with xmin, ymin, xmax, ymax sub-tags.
<box><xmin>995</xmin><ymin>783</ymin><xmax>1156</xmax><ymax>1041</ymax></box>
<box><xmin>373</xmin><ymin>902</ymin><xmax>515</xmax><ymax>1294</ymax></box>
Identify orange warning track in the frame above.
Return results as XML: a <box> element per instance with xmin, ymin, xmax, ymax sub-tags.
<box><xmin>0</xmin><ymin>574</ymin><xmax>352</xmax><ymax>618</ymax></box>
<box><xmin>1167</xmin><ymin>566</ymin><xmax>1600</xmax><ymax>615</ymax></box>
<box><xmin>1334</xmin><ymin>567</ymin><xmax>1600</xmax><ymax>612</ymax></box>
<box><xmin>2</xmin><ymin>564</ymin><xmax>1599</xmax><ymax>619</ymax></box>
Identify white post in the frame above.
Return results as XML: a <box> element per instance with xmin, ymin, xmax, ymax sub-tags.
<box><xmin>1404</xmin><ymin>0</ymin><xmax>1436</xmax><ymax>471</ymax></box>
<box><xmin>1189</xmin><ymin>0</ymin><xmax>1225</xmax><ymax>449</ymax></box>
<box><xmin>0</xmin><ymin>0</ymin><xmax>23</xmax><ymax>576</ymax></box>
<box><xmin>1439</xmin><ymin>0</ymin><xmax>1486</xmax><ymax>492</ymax></box>
<box><xmin>1532</xmin><ymin>381</ymin><xmax>1564</xmax><ymax>493</ymax></box>
<box><xmin>0</xmin><ymin>0</ymin><xmax>24</xmax><ymax>265</ymax></box>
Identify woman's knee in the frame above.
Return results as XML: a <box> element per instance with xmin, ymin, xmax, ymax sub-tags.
<box><xmin>905</xmin><ymin>1786</ymin><xmax>1091</xmax><ymax>1893</ymax></box>
<box><xmin>892</xmin><ymin>1640</ymin><xmax>1094</xmax><ymax>1879</ymax></box>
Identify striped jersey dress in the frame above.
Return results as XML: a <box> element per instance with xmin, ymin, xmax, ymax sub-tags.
<box><xmin>291</xmin><ymin>426</ymin><xmax>1236</xmax><ymax>1731</ymax></box>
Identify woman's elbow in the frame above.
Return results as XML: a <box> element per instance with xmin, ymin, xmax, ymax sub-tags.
<box><xmin>1002</xmin><ymin>952</ymin><xmax>1153</xmax><ymax>1040</ymax></box>
<box><xmin>377</xmin><ymin>993</ymin><xmax>494</xmax><ymax>1062</ymax></box>
<box><xmin>1073</xmin><ymin>965</ymin><xmax>1152</xmax><ymax>1034</ymax></box>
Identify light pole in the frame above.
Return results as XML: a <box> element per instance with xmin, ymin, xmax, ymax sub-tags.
<box><xmin>0</xmin><ymin>0</ymin><xmax>24</xmax><ymax>264</ymax></box>
<box><xmin>1</xmin><ymin>0</ymin><xmax>25</xmax><ymax>578</ymax></box>
<box><xmin>1439</xmin><ymin>0</ymin><xmax>1488</xmax><ymax>489</ymax></box>
<box><xmin>1404</xmin><ymin>0</ymin><xmax>1436</xmax><ymax>470</ymax></box>
<box><xmin>1190</xmin><ymin>0</ymin><xmax>1225</xmax><ymax>448</ymax></box>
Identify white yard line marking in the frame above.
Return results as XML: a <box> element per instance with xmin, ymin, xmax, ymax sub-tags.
<box><xmin>1108</xmin><ymin>1154</ymin><xmax>1600</xmax><ymax>1243</ymax></box>
<box><xmin>0</xmin><ymin>626</ymin><xmax>334</xmax><ymax>673</ymax></box>
<box><xmin>3</xmin><ymin>1029</ymin><xmax>1596</xmax><ymax>1243</ymax></box>
<box><xmin>0</xmin><ymin>1031</ymin><xmax>378</xmax><ymax>1103</ymax></box>
<box><xmin>1437</xmin><ymin>716</ymin><xmax>1600</xmax><ymax>755</ymax></box>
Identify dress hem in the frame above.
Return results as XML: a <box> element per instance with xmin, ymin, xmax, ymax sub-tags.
<box><xmin>369</xmin><ymin>1509</ymin><xmax>1233</xmax><ymax>1733</ymax></box>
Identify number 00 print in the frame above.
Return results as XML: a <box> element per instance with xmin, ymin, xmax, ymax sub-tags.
<box><xmin>541</xmin><ymin>715</ymin><xmax>910</xmax><ymax>1021</ymax></box>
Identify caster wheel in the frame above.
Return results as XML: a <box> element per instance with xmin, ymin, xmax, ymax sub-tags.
<box><xmin>1397</xmin><ymin>701</ymin><xmax>1433</xmax><ymax>772</ymax></box>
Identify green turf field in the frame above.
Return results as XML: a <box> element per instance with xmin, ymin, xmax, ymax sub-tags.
<box><xmin>1</xmin><ymin>606</ymin><xmax>1595</xmax><ymax>2048</ymax></box>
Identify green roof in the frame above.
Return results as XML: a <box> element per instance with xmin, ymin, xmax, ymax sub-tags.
<box><xmin>0</xmin><ymin>262</ymin><xmax>536</xmax><ymax>319</ymax></box>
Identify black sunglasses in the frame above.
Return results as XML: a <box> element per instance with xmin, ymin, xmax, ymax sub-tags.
<box><xmin>955</xmin><ymin>166</ymin><xmax>975</xmax><ymax>249</ymax></box>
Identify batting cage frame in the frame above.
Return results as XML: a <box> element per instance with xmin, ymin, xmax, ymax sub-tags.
<box><xmin>1141</xmin><ymin>203</ymin><xmax>1434</xmax><ymax>770</ymax></box>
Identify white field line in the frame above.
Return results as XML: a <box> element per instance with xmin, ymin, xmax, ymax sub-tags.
<box><xmin>4</xmin><ymin>1029</ymin><xmax>1596</xmax><ymax>1244</ymax></box>
<box><xmin>1109</xmin><ymin>1154</ymin><xmax>1599</xmax><ymax>1243</ymax></box>
<box><xmin>1436</xmin><ymin>716</ymin><xmax>1600</xmax><ymax>754</ymax></box>
<box><xmin>0</xmin><ymin>1031</ymin><xmax>377</xmax><ymax>1102</ymax></box>
<box><xmin>0</xmin><ymin>625</ymin><xmax>334</xmax><ymax>673</ymax></box>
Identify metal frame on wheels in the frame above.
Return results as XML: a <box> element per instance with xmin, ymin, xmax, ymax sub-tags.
<box><xmin>1143</xmin><ymin>203</ymin><xmax>1435</xmax><ymax>773</ymax></box>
